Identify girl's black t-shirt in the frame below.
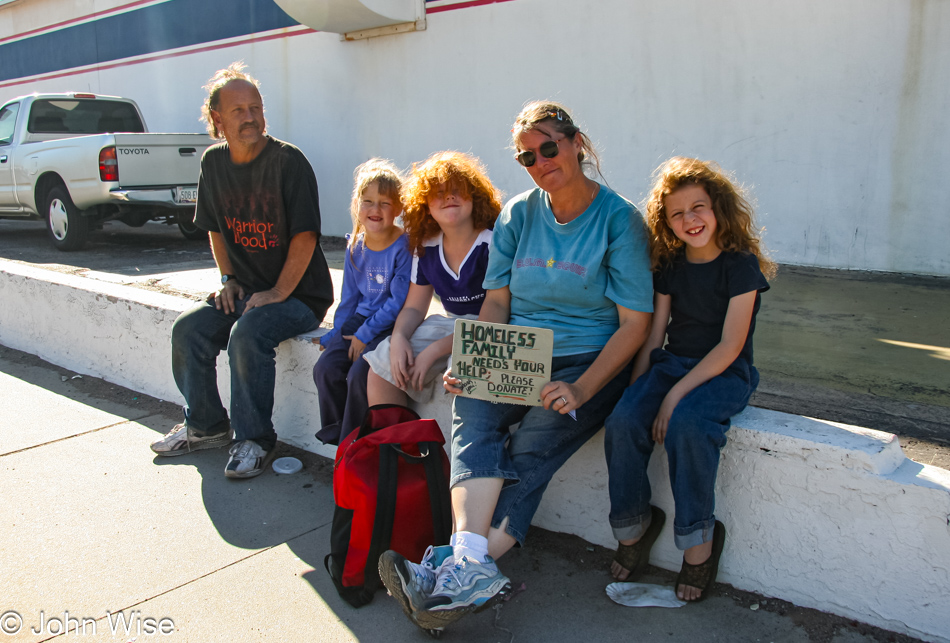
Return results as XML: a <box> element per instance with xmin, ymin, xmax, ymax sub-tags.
<box><xmin>654</xmin><ymin>251</ymin><xmax>769</xmax><ymax>364</ymax></box>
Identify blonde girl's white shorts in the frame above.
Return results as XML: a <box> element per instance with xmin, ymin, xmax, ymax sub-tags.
<box><xmin>363</xmin><ymin>313</ymin><xmax>477</xmax><ymax>403</ymax></box>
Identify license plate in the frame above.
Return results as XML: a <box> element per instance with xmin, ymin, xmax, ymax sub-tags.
<box><xmin>175</xmin><ymin>186</ymin><xmax>198</xmax><ymax>204</ymax></box>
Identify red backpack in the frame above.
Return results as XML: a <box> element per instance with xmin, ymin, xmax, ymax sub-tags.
<box><xmin>324</xmin><ymin>404</ymin><xmax>452</xmax><ymax>608</ymax></box>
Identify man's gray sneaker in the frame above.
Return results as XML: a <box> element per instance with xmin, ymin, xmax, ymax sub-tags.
<box><xmin>224</xmin><ymin>440</ymin><xmax>273</xmax><ymax>479</ymax></box>
<box><xmin>422</xmin><ymin>555</ymin><xmax>511</xmax><ymax>614</ymax></box>
<box><xmin>150</xmin><ymin>423</ymin><xmax>231</xmax><ymax>457</ymax></box>
<box><xmin>379</xmin><ymin>545</ymin><xmax>453</xmax><ymax>620</ymax></box>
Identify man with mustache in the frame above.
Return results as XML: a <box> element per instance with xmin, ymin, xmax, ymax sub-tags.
<box><xmin>150</xmin><ymin>62</ymin><xmax>332</xmax><ymax>479</ymax></box>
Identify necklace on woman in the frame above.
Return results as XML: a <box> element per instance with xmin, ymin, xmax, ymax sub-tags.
<box><xmin>585</xmin><ymin>183</ymin><xmax>598</xmax><ymax>210</ymax></box>
<box><xmin>554</xmin><ymin>182</ymin><xmax>598</xmax><ymax>224</ymax></box>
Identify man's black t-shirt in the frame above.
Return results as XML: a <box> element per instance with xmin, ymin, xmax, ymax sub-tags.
<box><xmin>194</xmin><ymin>136</ymin><xmax>332</xmax><ymax>319</ymax></box>
<box><xmin>654</xmin><ymin>251</ymin><xmax>769</xmax><ymax>365</ymax></box>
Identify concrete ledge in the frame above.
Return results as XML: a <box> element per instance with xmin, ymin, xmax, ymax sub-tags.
<box><xmin>2</xmin><ymin>259</ymin><xmax>948</xmax><ymax>642</ymax></box>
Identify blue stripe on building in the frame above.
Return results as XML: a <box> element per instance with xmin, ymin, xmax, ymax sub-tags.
<box><xmin>0</xmin><ymin>0</ymin><xmax>299</xmax><ymax>83</ymax></box>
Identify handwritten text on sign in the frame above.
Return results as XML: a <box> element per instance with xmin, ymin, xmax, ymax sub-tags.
<box><xmin>451</xmin><ymin>319</ymin><xmax>553</xmax><ymax>406</ymax></box>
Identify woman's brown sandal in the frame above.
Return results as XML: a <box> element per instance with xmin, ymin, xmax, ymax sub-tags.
<box><xmin>612</xmin><ymin>505</ymin><xmax>666</xmax><ymax>581</ymax></box>
<box><xmin>676</xmin><ymin>520</ymin><xmax>726</xmax><ymax>602</ymax></box>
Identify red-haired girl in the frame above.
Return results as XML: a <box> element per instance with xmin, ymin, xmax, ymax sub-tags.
<box><xmin>364</xmin><ymin>151</ymin><xmax>502</xmax><ymax>408</ymax></box>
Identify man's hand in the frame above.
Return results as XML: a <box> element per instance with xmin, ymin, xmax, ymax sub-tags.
<box><xmin>209</xmin><ymin>279</ymin><xmax>245</xmax><ymax>315</ymax></box>
<box><xmin>344</xmin><ymin>335</ymin><xmax>367</xmax><ymax>362</ymax></box>
<box><xmin>245</xmin><ymin>287</ymin><xmax>288</xmax><ymax>311</ymax></box>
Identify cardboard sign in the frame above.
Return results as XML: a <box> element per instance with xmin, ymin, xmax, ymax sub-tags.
<box><xmin>450</xmin><ymin>319</ymin><xmax>554</xmax><ymax>406</ymax></box>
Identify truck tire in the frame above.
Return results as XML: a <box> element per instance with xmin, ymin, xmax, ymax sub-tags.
<box><xmin>176</xmin><ymin>211</ymin><xmax>207</xmax><ymax>241</ymax></box>
<box><xmin>45</xmin><ymin>186</ymin><xmax>89</xmax><ymax>251</ymax></box>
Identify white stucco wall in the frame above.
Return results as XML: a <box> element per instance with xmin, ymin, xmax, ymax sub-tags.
<box><xmin>538</xmin><ymin>411</ymin><xmax>950</xmax><ymax>641</ymax></box>
<box><xmin>2</xmin><ymin>259</ymin><xmax>949</xmax><ymax>641</ymax></box>
<box><xmin>2</xmin><ymin>0</ymin><xmax>949</xmax><ymax>275</ymax></box>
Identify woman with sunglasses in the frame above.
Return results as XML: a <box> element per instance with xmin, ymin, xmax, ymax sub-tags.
<box><xmin>378</xmin><ymin>101</ymin><xmax>654</xmax><ymax>635</ymax></box>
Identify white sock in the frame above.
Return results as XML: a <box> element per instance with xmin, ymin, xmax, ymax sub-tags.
<box><xmin>451</xmin><ymin>531</ymin><xmax>489</xmax><ymax>563</ymax></box>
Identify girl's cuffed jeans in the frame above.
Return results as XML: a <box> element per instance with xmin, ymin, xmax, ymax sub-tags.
<box><xmin>604</xmin><ymin>349</ymin><xmax>757</xmax><ymax>550</ymax></box>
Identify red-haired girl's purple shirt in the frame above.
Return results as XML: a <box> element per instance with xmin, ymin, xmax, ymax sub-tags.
<box><xmin>411</xmin><ymin>229</ymin><xmax>492</xmax><ymax>316</ymax></box>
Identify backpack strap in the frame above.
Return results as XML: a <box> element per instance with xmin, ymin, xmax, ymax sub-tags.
<box><xmin>389</xmin><ymin>441</ymin><xmax>452</xmax><ymax>547</ymax></box>
<box><xmin>420</xmin><ymin>442</ymin><xmax>452</xmax><ymax>545</ymax></box>
<box><xmin>348</xmin><ymin>407</ymin><xmax>448</xmax><ymax>605</ymax></box>
<box><xmin>359</xmin><ymin>440</ymin><xmax>400</xmax><ymax>605</ymax></box>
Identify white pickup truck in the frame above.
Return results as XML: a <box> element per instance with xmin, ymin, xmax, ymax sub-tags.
<box><xmin>0</xmin><ymin>92</ymin><xmax>214</xmax><ymax>250</ymax></box>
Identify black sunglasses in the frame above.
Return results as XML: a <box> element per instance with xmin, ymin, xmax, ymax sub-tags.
<box><xmin>515</xmin><ymin>139</ymin><xmax>561</xmax><ymax>167</ymax></box>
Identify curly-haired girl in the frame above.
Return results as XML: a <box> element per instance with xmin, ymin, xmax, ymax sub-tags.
<box><xmin>364</xmin><ymin>151</ymin><xmax>502</xmax><ymax>407</ymax></box>
<box><xmin>604</xmin><ymin>156</ymin><xmax>774</xmax><ymax>602</ymax></box>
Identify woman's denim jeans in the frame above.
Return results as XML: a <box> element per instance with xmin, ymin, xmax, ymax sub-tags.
<box><xmin>451</xmin><ymin>351</ymin><xmax>633</xmax><ymax>546</ymax></box>
<box><xmin>171</xmin><ymin>296</ymin><xmax>319</xmax><ymax>451</ymax></box>
<box><xmin>604</xmin><ymin>349</ymin><xmax>757</xmax><ymax>550</ymax></box>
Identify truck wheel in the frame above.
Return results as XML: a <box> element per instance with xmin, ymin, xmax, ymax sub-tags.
<box><xmin>45</xmin><ymin>186</ymin><xmax>89</xmax><ymax>251</ymax></box>
<box><xmin>176</xmin><ymin>212</ymin><xmax>207</xmax><ymax>241</ymax></box>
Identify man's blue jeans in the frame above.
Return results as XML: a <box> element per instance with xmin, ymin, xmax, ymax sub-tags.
<box><xmin>171</xmin><ymin>296</ymin><xmax>319</xmax><ymax>451</ymax></box>
<box><xmin>604</xmin><ymin>349</ymin><xmax>757</xmax><ymax>550</ymax></box>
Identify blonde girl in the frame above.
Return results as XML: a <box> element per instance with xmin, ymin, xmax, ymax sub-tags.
<box><xmin>312</xmin><ymin>158</ymin><xmax>410</xmax><ymax>445</ymax></box>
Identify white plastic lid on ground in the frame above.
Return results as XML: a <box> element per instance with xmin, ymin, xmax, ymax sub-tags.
<box><xmin>272</xmin><ymin>456</ymin><xmax>303</xmax><ymax>475</ymax></box>
<box><xmin>606</xmin><ymin>582</ymin><xmax>686</xmax><ymax>608</ymax></box>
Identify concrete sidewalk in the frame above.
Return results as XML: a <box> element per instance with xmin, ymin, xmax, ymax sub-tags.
<box><xmin>0</xmin><ymin>346</ymin><xmax>924</xmax><ymax>643</ymax></box>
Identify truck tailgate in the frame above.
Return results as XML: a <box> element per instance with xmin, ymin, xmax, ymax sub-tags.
<box><xmin>113</xmin><ymin>133</ymin><xmax>214</xmax><ymax>187</ymax></box>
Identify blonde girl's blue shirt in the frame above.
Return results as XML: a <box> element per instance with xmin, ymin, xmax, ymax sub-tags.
<box><xmin>320</xmin><ymin>233</ymin><xmax>411</xmax><ymax>347</ymax></box>
<box><xmin>483</xmin><ymin>185</ymin><xmax>653</xmax><ymax>356</ymax></box>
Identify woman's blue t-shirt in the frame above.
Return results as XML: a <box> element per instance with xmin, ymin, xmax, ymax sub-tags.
<box><xmin>483</xmin><ymin>185</ymin><xmax>653</xmax><ymax>356</ymax></box>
